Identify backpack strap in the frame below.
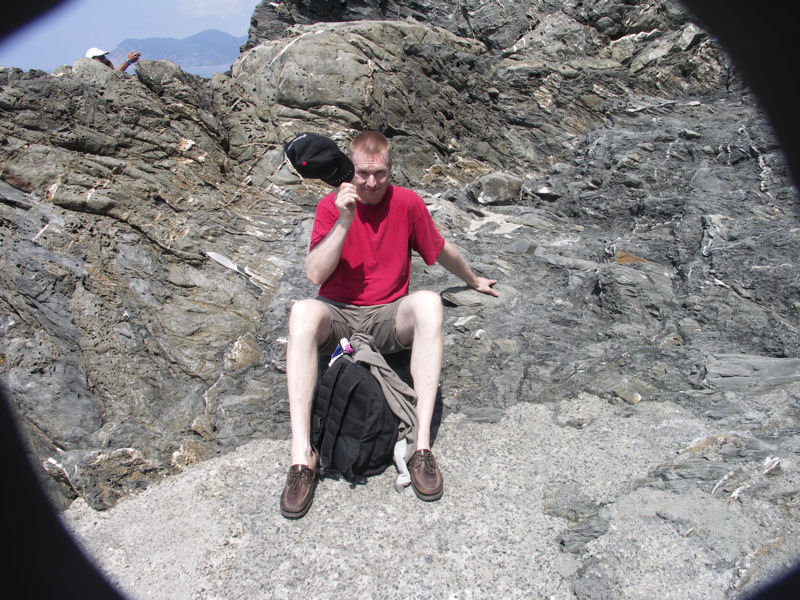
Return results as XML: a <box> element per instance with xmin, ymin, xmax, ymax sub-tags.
<box><xmin>318</xmin><ymin>356</ymin><xmax>362</xmax><ymax>475</ymax></box>
<box><xmin>311</xmin><ymin>358</ymin><xmax>341</xmax><ymax>451</ymax></box>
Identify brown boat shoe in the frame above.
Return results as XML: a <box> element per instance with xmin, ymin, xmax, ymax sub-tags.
<box><xmin>280</xmin><ymin>448</ymin><xmax>319</xmax><ymax>519</ymax></box>
<box><xmin>408</xmin><ymin>449</ymin><xmax>443</xmax><ymax>501</ymax></box>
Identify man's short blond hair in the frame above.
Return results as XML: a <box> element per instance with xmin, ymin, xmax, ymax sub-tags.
<box><xmin>350</xmin><ymin>131</ymin><xmax>391</xmax><ymax>159</ymax></box>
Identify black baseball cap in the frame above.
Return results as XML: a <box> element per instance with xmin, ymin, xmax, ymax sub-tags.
<box><xmin>284</xmin><ymin>132</ymin><xmax>355</xmax><ymax>187</ymax></box>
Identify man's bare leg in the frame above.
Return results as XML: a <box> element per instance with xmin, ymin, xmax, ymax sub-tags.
<box><xmin>395</xmin><ymin>290</ymin><xmax>444</xmax><ymax>450</ymax></box>
<box><xmin>286</xmin><ymin>298</ymin><xmax>332</xmax><ymax>466</ymax></box>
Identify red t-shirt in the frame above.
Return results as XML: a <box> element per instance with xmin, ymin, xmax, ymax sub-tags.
<box><xmin>310</xmin><ymin>185</ymin><xmax>445</xmax><ymax>305</ymax></box>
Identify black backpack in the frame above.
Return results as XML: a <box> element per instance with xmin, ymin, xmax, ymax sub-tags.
<box><xmin>311</xmin><ymin>354</ymin><xmax>399</xmax><ymax>484</ymax></box>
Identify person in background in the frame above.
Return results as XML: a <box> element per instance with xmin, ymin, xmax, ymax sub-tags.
<box><xmin>84</xmin><ymin>47</ymin><xmax>140</xmax><ymax>72</ymax></box>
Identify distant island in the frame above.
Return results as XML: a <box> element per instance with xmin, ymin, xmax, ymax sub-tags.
<box><xmin>109</xmin><ymin>29</ymin><xmax>247</xmax><ymax>78</ymax></box>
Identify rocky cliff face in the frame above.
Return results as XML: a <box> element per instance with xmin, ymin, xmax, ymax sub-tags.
<box><xmin>1</xmin><ymin>0</ymin><xmax>797</xmax><ymax>551</ymax></box>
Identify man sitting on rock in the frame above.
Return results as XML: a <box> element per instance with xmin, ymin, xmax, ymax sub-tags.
<box><xmin>280</xmin><ymin>131</ymin><xmax>498</xmax><ymax>518</ymax></box>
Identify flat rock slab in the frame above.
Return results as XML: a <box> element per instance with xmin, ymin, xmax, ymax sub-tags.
<box><xmin>62</xmin><ymin>398</ymin><xmax>800</xmax><ymax>599</ymax></box>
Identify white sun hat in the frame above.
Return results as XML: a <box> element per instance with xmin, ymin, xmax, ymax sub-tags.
<box><xmin>84</xmin><ymin>47</ymin><xmax>109</xmax><ymax>58</ymax></box>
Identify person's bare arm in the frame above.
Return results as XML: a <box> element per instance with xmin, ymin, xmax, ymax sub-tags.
<box><xmin>304</xmin><ymin>183</ymin><xmax>358</xmax><ymax>285</ymax></box>
<box><xmin>116</xmin><ymin>51</ymin><xmax>141</xmax><ymax>72</ymax></box>
<box><xmin>436</xmin><ymin>240</ymin><xmax>498</xmax><ymax>296</ymax></box>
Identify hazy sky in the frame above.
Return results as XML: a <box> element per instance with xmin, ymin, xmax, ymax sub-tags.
<box><xmin>0</xmin><ymin>0</ymin><xmax>261</xmax><ymax>72</ymax></box>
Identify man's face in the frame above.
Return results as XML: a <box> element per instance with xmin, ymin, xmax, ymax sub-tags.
<box><xmin>351</xmin><ymin>149</ymin><xmax>390</xmax><ymax>205</ymax></box>
<box><xmin>92</xmin><ymin>55</ymin><xmax>113</xmax><ymax>68</ymax></box>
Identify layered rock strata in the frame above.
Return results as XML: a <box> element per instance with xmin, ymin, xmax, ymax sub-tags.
<box><xmin>0</xmin><ymin>8</ymin><xmax>797</xmax><ymax>588</ymax></box>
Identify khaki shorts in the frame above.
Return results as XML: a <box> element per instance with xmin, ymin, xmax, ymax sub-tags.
<box><xmin>318</xmin><ymin>297</ymin><xmax>409</xmax><ymax>355</ymax></box>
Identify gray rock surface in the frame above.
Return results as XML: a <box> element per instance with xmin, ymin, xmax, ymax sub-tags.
<box><xmin>2</xmin><ymin>0</ymin><xmax>800</xmax><ymax>596</ymax></box>
<box><xmin>62</xmin><ymin>398</ymin><xmax>800</xmax><ymax>599</ymax></box>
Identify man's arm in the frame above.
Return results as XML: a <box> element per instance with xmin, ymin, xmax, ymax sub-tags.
<box><xmin>305</xmin><ymin>220</ymin><xmax>349</xmax><ymax>285</ymax></box>
<box><xmin>116</xmin><ymin>51</ymin><xmax>141</xmax><ymax>72</ymax></box>
<box><xmin>304</xmin><ymin>183</ymin><xmax>358</xmax><ymax>285</ymax></box>
<box><xmin>436</xmin><ymin>240</ymin><xmax>498</xmax><ymax>296</ymax></box>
